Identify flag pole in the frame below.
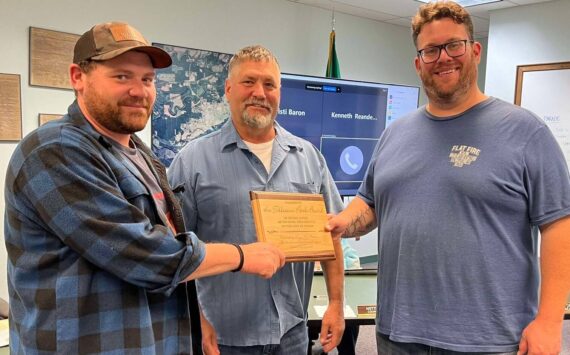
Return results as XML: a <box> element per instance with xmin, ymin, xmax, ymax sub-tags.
<box><xmin>326</xmin><ymin>4</ymin><xmax>340</xmax><ymax>78</ymax></box>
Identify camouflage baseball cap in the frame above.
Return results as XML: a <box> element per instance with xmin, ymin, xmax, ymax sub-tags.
<box><xmin>73</xmin><ymin>22</ymin><xmax>172</xmax><ymax>68</ymax></box>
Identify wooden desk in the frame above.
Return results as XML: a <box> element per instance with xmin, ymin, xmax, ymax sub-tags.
<box><xmin>308</xmin><ymin>269</ymin><xmax>377</xmax><ymax>327</ymax></box>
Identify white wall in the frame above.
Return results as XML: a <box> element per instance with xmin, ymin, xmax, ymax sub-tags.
<box><xmin>485</xmin><ymin>0</ymin><xmax>570</xmax><ymax>101</ymax></box>
<box><xmin>0</xmin><ymin>0</ymin><xmax>422</xmax><ymax>300</ymax></box>
<box><xmin>477</xmin><ymin>37</ymin><xmax>488</xmax><ymax>93</ymax></box>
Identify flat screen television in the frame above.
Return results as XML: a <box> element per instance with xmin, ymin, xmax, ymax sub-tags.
<box><xmin>277</xmin><ymin>73</ymin><xmax>420</xmax><ymax>196</ymax></box>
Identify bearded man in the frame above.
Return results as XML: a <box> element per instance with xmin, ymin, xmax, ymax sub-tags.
<box><xmin>169</xmin><ymin>45</ymin><xmax>345</xmax><ymax>355</ymax></box>
<box><xmin>326</xmin><ymin>1</ymin><xmax>570</xmax><ymax>354</ymax></box>
<box><xmin>4</xmin><ymin>23</ymin><xmax>286</xmax><ymax>354</ymax></box>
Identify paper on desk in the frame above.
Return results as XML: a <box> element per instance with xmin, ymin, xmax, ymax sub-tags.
<box><xmin>313</xmin><ymin>305</ymin><xmax>356</xmax><ymax>318</ymax></box>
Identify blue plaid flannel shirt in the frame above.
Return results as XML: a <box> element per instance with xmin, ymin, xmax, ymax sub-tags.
<box><xmin>4</xmin><ymin>101</ymin><xmax>205</xmax><ymax>354</ymax></box>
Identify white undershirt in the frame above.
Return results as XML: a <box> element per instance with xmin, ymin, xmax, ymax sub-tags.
<box><xmin>244</xmin><ymin>139</ymin><xmax>274</xmax><ymax>173</ymax></box>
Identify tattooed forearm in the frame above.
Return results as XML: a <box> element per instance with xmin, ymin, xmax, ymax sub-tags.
<box><xmin>344</xmin><ymin>207</ymin><xmax>377</xmax><ymax>237</ymax></box>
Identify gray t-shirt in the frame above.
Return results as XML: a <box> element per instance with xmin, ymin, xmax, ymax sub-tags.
<box><xmin>358</xmin><ymin>97</ymin><xmax>570</xmax><ymax>352</ymax></box>
<box><xmin>110</xmin><ymin>139</ymin><xmax>172</xmax><ymax>230</ymax></box>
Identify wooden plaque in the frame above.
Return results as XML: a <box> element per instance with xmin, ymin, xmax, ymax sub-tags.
<box><xmin>250</xmin><ymin>191</ymin><xmax>336</xmax><ymax>262</ymax></box>
<box><xmin>39</xmin><ymin>113</ymin><xmax>63</xmax><ymax>126</ymax></box>
<box><xmin>0</xmin><ymin>73</ymin><xmax>22</xmax><ymax>141</ymax></box>
<box><xmin>30</xmin><ymin>27</ymin><xmax>79</xmax><ymax>90</ymax></box>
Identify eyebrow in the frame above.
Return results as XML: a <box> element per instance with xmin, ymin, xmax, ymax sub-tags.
<box><xmin>106</xmin><ymin>68</ymin><xmax>156</xmax><ymax>77</ymax></box>
<box><xmin>241</xmin><ymin>74</ymin><xmax>277</xmax><ymax>82</ymax></box>
<box><xmin>422</xmin><ymin>37</ymin><xmax>464</xmax><ymax>48</ymax></box>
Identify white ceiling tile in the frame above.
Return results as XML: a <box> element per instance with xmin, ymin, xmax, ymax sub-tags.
<box><xmin>286</xmin><ymin>0</ymin><xmax>556</xmax><ymax>36</ymax></box>
<box><xmin>509</xmin><ymin>0</ymin><xmax>553</xmax><ymax>4</ymax></box>
<box><xmin>332</xmin><ymin>2</ymin><xmax>399</xmax><ymax>21</ymax></box>
<box><xmin>335</xmin><ymin>0</ymin><xmax>425</xmax><ymax>17</ymax></box>
<box><xmin>287</xmin><ymin>0</ymin><xmax>398</xmax><ymax>21</ymax></box>
<box><xmin>467</xmin><ymin>1</ymin><xmax>521</xmax><ymax>18</ymax></box>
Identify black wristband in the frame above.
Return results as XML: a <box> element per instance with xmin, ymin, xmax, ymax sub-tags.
<box><xmin>231</xmin><ymin>244</ymin><xmax>244</xmax><ymax>272</ymax></box>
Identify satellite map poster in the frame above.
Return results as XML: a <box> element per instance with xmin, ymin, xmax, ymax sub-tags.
<box><xmin>151</xmin><ymin>43</ymin><xmax>232</xmax><ymax>167</ymax></box>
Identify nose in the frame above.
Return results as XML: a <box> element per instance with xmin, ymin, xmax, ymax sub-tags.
<box><xmin>129</xmin><ymin>80</ymin><xmax>148</xmax><ymax>98</ymax></box>
<box><xmin>251</xmin><ymin>82</ymin><xmax>266</xmax><ymax>99</ymax></box>
<box><xmin>438</xmin><ymin>48</ymin><xmax>454</xmax><ymax>63</ymax></box>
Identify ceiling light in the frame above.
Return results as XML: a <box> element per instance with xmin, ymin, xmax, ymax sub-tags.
<box><xmin>414</xmin><ymin>0</ymin><xmax>502</xmax><ymax>7</ymax></box>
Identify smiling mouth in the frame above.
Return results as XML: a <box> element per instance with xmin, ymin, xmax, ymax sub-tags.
<box><xmin>246</xmin><ymin>104</ymin><xmax>270</xmax><ymax>111</ymax></box>
<box><xmin>120</xmin><ymin>98</ymin><xmax>149</xmax><ymax>108</ymax></box>
<box><xmin>121</xmin><ymin>105</ymin><xmax>148</xmax><ymax>111</ymax></box>
<box><xmin>435</xmin><ymin>67</ymin><xmax>460</xmax><ymax>76</ymax></box>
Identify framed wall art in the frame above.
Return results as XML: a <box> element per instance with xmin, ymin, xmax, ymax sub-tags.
<box><xmin>29</xmin><ymin>27</ymin><xmax>79</xmax><ymax>90</ymax></box>
<box><xmin>0</xmin><ymin>73</ymin><xmax>22</xmax><ymax>141</ymax></box>
<box><xmin>514</xmin><ymin>61</ymin><xmax>570</xmax><ymax>166</ymax></box>
<box><xmin>151</xmin><ymin>43</ymin><xmax>232</xmax><ymax>167</ymax></box>
<box><xmin>38</xmin><ymin>113</ymin><xmax>63</xmax><ymax>126</ymax></box>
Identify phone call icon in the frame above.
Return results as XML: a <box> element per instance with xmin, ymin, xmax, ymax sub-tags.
<box><xmin>340</xmin><ymin>146</ymin><xmax>364</xmax><ymax>175</ymax></box>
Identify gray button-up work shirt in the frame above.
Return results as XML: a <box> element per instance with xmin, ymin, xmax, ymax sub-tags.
<box><xmin>168</xmin><ymin>120</ymin><xmax>343</xmax><ymax>346</ymax></box>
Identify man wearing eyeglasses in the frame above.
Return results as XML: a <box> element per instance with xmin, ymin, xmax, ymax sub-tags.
<box><xmin>327</xmin><ymin>1</ymin><xmax>570</xmax><ymax>354</ymax></box>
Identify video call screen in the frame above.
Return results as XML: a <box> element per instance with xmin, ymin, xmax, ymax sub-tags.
<box><xmin>278</xmin><ymin>74</ymin><xmax>420</xmax><ymax>195</ymax></box>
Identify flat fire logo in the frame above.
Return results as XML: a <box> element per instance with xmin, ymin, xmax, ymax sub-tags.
<box><xmin>449</xmin><ymin>145</ymin><xmax>480</xmax><ymax>167</ymax></box>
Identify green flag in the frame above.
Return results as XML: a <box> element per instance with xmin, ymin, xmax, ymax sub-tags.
<box><xmin>325</xmin><ymin>30</ymin><xmax>340</xmax><ymax>78</ymax></box>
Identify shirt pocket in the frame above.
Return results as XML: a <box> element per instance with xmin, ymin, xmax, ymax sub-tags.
<box><xmin>289</xmin><ymin>181</ymin><xmax>318</xmax><ymax>194</ymax></box>
<box><xmin>194</xmin><ymin>183</ymin><xmax>231</xmax><ymax>224</ymax></box>
<box><xmin>118</xmin><ymin>175</ymin><xmax>154</xmax><ymax>216</ymax></box>
<box><xmin>119</xmin><ymin>175</ymin><xmax>149</xmax><ymax>199</ymax></box>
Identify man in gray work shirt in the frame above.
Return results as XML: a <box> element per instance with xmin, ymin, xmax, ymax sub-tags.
<box><xmin>169</xmin><ymin>45</ymin><xmax>345</xmax><ymax>354</ymax></box>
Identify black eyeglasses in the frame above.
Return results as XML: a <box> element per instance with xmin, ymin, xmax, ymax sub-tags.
<box><xmin>417</xmin><ymin>39</ymin><xmax>474</xmax><ymax>64</ymax></box>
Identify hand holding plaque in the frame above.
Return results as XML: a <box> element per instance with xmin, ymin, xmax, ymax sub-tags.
<box><xmin>250</xmin><ymin>191</ymin><xmax>336</xmax><ymax>262</ymax></box>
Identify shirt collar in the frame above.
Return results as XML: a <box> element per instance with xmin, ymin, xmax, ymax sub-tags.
<box><xmin>65</xmin><ymin>100</ymin><xmax>115</xmax><ymax>149</ymax></box>
<box><xmin>219</xmin><ymin>118</ymin><xmax>305</xmax><ymax>153</ymax></box>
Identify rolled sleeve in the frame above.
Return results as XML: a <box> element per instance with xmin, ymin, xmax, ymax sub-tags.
<box><xmin>154</xmin><ymin>232</ymin><xmax>206</xmax><ymax>295</ymax></box>
<box><xmin>10</xmin><ymin>131</ymin><xmax>204</xmax><ymax>294</ymax></box>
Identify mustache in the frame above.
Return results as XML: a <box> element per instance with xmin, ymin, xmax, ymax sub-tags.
<box><xmin>244</xmin><ymin>99</ymin><xmax>271</xmax><ymax>111</ymax></box>
<box><xmin>433</xmin><ymin>62</ymin><xmax>462</xmax><ymax>72</ymax></box>
<box><xmin>118</xmin><ymin>98</ymin><xmax>151</xmax><ymax>109</ymax></box>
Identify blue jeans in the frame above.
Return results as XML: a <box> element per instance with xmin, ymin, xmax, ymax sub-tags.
<box><xmin>218</xmin><ymin>321</ymin><xmax>308</xmax><ymax>355</ymax></box>
<box><xmin>376</xmin><ymin>332</ymin><xmax>518</xmax><ymax>355</ymax></box>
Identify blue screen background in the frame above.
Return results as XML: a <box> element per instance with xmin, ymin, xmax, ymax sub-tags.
<box><xmin>277</xmin><ymin>74</ymin><xmax>419</xmax><ymax>196</ymax></box>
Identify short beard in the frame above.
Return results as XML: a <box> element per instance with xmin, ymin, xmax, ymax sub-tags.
<box><xmin>241</xmin><ymin>99</ymin><xmax>275</xmax><ymax>130</ymax></box>
<box><xmin>83</xmin><ymin>83</ymin><xmax>151</xmax><ymax>134</ymax></box>
<box><xmin>421</xmin><ymin>59</ymin><xmax>477</xmax><ymax>108</ymax></box>
<box><xmin>242</xmin><ymin>111</ymin><xmax>274</xmax><ymax>129</ymax></box>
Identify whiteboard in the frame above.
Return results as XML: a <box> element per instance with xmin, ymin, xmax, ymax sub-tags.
<box><xmin>520</xmin><ymin>69</ymin><xmax>570</xmax><ymax>166</ymax></box>
<box><xmin>515</xmin><ymin>62</ymin><xmax>570</xmax><ymax>168</ymax></box>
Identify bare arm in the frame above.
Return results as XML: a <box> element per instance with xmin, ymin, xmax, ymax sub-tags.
<box><xmin>518</xmin><ymin>215</ymin><xmax>570</xmax><ymax>354</ymax></box>
<box><xmin>319</xmin><ymin>239</ymin><xmax>345</xmax><ymax>352</ymax></box>
<box><xmin>199</xmin><ymin>307</ymin><xmax>220</xmax><ymax>355</ymax></box>
<box><xmin>326</xmin><ymin>196</ymin><xmax>377</xmax><ymax>240</ymax></box>
<box><xmin>184</xmin><ymin>242</ymin><xmax>285</xmax><ymax>281</ymax></box>
<box><xmin>538</xmin><ymin>216</ymin><xmax>570</xmax><ymax>321</ymax></box>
